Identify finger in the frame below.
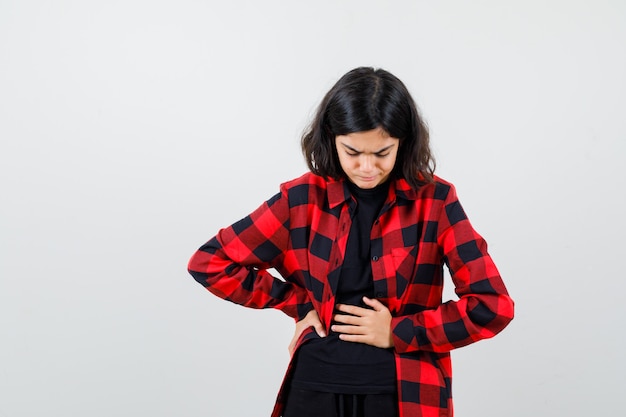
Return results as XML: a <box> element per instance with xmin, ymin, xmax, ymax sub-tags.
<box><xmin>336</xmin><ymin>303</ymin><xmax>369</xmax><ymax>317</ymax></box>
<box><xmin>306</xmin><ymin>313</ymin><xmax>326</xmax><ymax>337</ymax></box>
<box><xmin>333</xmin><ymin>313</ymin><xmax>360</xmax><ymax>325</ymax></box>
<box><xmin>303</xmin><ymin>310</ymin><xmax>327</xmax><ymax>337</ymax></box>
<box><xmin>313</xmin><ymin>322</ymin><xmax>327</xmax><ymax>337</ymax></box>
<box><xmin>332</xmin><ymin>324</ymin><xmax>366</xmax><ymax>335</ymax></box>
<box><xmin>338</xmin><ymin>333</ymin><xmax>369</xmax><ymax>343</ymax></box>
<box><xmin>362</xmin><ymin>296</ymin><xmax>385</xmax><ymax>311</ymax></box>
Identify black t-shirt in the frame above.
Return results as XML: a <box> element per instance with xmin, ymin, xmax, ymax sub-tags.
<box><xmin>290</xmin><ymin>180</ymin><xmax>396</xmax><ymax>394</ymax></box>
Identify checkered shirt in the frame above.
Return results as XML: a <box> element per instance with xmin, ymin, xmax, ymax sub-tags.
<box><xmin>188</xmin><ymin>172</ymin><xmax>514</xmax><ymax>417</ymax></box>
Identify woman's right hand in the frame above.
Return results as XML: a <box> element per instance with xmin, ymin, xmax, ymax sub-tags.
<box><xmin>288</xmin><ymin>309</ymin><xmax>326</xmax><ymax>355</ymax></box>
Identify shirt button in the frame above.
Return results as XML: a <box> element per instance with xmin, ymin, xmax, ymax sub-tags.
<box><xmin>372</xmin><ymin>256</ymin><xmax>379</xmax><ymax>261</ymax></box>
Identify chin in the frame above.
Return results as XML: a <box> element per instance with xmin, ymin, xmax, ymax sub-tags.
<box><xmin>353</xmin><ymin>178</ymin><xmax>381</xmax><ymax>189</ymax></box>
<box><xmin>350</xmin><ymin>173</ymin><xmax>390</xmax><ymax>189</ymax></box>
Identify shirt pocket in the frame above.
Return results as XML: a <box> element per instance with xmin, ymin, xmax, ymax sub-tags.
<box><xmin>391</xmin><ymin>246</ymin><xmax>417</xmax><ymax>296</ymax></box>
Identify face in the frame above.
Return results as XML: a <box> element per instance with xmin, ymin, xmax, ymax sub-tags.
<box><xmin>335</xmin><ymin>128</ymin><xmax>399</xmax><ymax>189</ymax></box>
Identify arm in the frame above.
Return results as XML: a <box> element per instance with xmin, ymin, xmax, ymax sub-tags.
<box><xmin>391</xmin><ymin>183</ymin><xmax>515</xmax><ymax>353</ymax></box>
<box><xmin>187</xmin><ymin>190</ymin><xmax>312</xmax><ymax>320</ymax></box>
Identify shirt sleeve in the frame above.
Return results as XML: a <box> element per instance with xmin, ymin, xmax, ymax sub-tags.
<box><xmin>391</xmin><ymin>183</ymin><xmax>514</xmax><ymax>353</ymax></box>
<box><xmin>187</xmin><ymin>190</ymin><xmax>312</xmax><ymax>320</ymax></box>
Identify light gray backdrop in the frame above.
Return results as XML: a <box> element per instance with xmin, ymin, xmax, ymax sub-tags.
<box><xmin>1</xmin><ymin>1</ymin><xmax>624</xmax><ymax>416</ymax></box>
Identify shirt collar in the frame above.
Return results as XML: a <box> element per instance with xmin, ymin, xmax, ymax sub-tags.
<box><xmin>327</xmin><ymin>175</ymin><xmax>419</xmax><ymax>209</ymax></box>
<box><xmin>327</xmin><ymin>177</ymin><xmax>351</xmax><ymax>209</ymax></box>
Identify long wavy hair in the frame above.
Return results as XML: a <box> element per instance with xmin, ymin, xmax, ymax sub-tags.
<box><xmin>301</xmin><ymin>67</ymin><xmax>435</xmax><ymax>189</ymax></box>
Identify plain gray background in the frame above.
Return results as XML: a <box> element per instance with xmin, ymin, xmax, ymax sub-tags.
<box><xmin>1</xmin><ymin>1</ymin><xmax>625</xmax><ymax>416</ymax></box>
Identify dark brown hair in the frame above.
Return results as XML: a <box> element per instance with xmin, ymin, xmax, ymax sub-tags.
<box><xmin>301</xmin><ymin>67</ymin><xmax>435</xmax><ymax>189</ymax></box>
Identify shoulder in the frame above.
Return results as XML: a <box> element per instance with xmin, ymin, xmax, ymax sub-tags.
<box><xmin>395</xmin><ymin>175</ymin><xmax>458</xmax><ymax>202</ymax></box>
<box><xmin>431</xmin><ymin>175</ymin><xmax>457</xmax><ymax>200</ymax></box>
<box><xmin>279</xmin><ymin>172</ymin><xmax>328</xmax><ymax>190</ymax></box>
<box><xmin>278</xmin><ymin>172</ymin><xmax>335</xmax><ymax>207</ymax></box>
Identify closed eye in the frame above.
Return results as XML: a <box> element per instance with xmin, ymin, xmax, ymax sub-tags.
<box><xmin>340</xmin><ymin>141</ymin><xmax>395</xmax><ymax>157</ymax></box>
<box><xmin>345</xmin><ymin>151</ymin><xmax>390</xmax><ymax>157</ymax></box>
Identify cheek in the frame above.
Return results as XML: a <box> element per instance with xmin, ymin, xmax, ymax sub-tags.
<box><xmin>388</xmin><ymin>153</ymin><xmax>399</xmax><ymax>170</ymax></box>
<box><xmin>338</xmin><ymin>155</ymin><xmax>352</xmax><ymax>172</ymax></box>
<box><xmin>381</xmin><ymin>158</ymin><xmax>396</xmax><ymax>172</ymax></box>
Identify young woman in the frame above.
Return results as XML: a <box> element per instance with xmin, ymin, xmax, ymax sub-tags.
<box><xmin>188</xmin><ymin>67</ymin><xmax>514</xmax><ymax>417</ymax></box>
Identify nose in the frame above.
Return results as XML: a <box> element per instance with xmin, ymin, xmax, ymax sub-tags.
<box><xmin>359</xmin><ymin>155</ymin><xmax>375</xmax><ymax>172</ymax></box>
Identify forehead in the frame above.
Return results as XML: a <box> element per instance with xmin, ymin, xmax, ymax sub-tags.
<box><xmin>336</xmin><ymin>128</ymin><xmax>399</xmax><ymax>150</ymax></box>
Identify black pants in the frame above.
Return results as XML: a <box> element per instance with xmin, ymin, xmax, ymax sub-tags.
<box><xmin>283</xmin><ymin>388</ymin><xmax>398</xmax><ymax>417</ymax></box>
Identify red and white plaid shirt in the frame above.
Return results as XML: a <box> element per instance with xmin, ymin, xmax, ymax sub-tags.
<box><xmin>188</xmin><ymin>172</ymin><xmax>514</xmax><ymax>417</ymax></box>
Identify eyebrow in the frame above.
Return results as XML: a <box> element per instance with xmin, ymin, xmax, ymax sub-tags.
<box><xmin>340</xmin><ymin>142</ymin><xmax>395</xmax><ymax>154</ymax></box>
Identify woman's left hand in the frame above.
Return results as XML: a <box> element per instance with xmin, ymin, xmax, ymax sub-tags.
<box><xmin>332</xmin><ymin>297</ymin><xmax>394</xmax><ymax>349</ymax></box>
